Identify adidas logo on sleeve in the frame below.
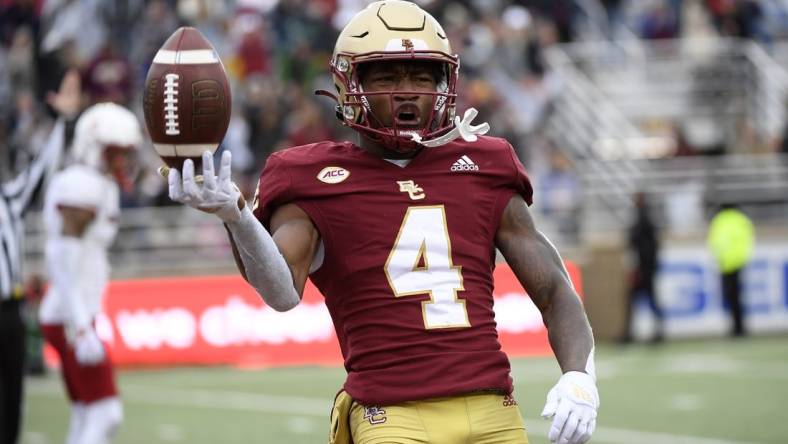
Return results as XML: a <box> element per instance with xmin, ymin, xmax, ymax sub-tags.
<box><xmin>451</xmin><ymin>155</ymin><xmax>479</xmax><ymax>172</ymax></box>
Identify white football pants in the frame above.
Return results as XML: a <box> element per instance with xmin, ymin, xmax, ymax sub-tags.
<box><xmin>65</xmin><ymin>397</ymin><xmax>123</xmax><ymax>444</ymax></box>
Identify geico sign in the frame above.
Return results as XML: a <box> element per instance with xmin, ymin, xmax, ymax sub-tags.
<box><xmin>114</xmin><ymin>297</ymin><xmax>333</xmax><ymax>350</ymax></box>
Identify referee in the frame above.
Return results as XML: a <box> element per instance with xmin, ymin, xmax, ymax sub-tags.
<box><xmin>0</xmin><ymin>71</ymin><xmax>79</xmax><ymax>444</ymax></box>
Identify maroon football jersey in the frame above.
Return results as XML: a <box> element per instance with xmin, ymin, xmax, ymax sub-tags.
<box><xmin>253</xmin><ymin>135</ymin><xmax>533</xmax><ymax>405</ymax></box>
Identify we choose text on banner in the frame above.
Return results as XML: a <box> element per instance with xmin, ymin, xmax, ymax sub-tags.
<box><xmin>46</xmin><ymin>263</ymin><xmax>582</xmax><ymax>368</ymax></box>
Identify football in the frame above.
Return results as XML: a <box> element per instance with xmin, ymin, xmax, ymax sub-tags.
<box><xmin>143</xmin><ymin>26</ymin><xmax>231</xmax><ymax>170</ymax></box>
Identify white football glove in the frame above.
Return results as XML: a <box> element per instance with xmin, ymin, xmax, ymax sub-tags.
<box><xmin>168</xmin><ymin>150</ymin><xmax>243</xmax><ymax>223</ymax></box>
<box><xmin>541</xmin><ymin>371</ymin><xmax>599</xmax><ymax>444</ymax></box>
<box><xmin>74</xmin><ymin>328</ymin><xmax>106</xmax><ymax>366</ymax></box>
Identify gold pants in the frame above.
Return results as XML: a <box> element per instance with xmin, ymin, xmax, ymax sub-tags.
<box><xmin>329</xmin><ymin>391</ymin><xmax>529</xmax><ymax>444</ymax></box>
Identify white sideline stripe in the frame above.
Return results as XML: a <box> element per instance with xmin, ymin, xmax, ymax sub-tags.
<box><xmin>526</xmin><ymin>420</ymin><xmax>762</xmax><ymax>444</ymax></box>
<box><xmin>154</xmin><ymin>144</ymin><xmax>218</xmax><ymax>157</ymax></box>
<box><xmin>153</xmin><ymin>49</ymin><xmax>219</xmax><ymax>65</ymax></box>
<box><xmin>27</xmin><ymin>382</ymin><xmax>329</xmax><ymax>416</ymax></box>
<box><xmin>26</xmin><ymin>382</ymin><xmax>763</xmax><ymax>444</ymax></box>
<box><xmin>590</xmin><ymin>425</ymin><xmax>763</xmax><ymax>444</ymax></box>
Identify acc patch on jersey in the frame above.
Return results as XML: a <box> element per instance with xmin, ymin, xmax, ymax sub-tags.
<box><xmin>317</xmin><ymin>166</ymin><xmax>350</xmax><ymax>184</ymax></box>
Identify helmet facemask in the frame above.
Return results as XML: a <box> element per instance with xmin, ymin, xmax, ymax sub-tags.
<box><xmin>102</xmin><ymin>144</ymin><xmax>138</xmax><ymax>192</ymax></box>
<box><xmin>317</xmin><ymin>1</ymin><xmax>488</xmax><ymax>152</ymax></box>
<box><xmin>332</xmin><ymin>51</ymin><xmax>459</xmax><ymax>153</ymax></box>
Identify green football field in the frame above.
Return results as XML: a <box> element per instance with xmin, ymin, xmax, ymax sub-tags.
<box><xmin>22</xmin><ymin>336</ymin><xmax>788</xmax><ymax>444</ymax></box>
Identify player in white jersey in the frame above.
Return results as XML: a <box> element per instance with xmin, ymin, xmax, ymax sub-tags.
<box><xmin>39</xmin><ymin>102</ymin><xmax>142</xmax><ymax>444</ymax></box>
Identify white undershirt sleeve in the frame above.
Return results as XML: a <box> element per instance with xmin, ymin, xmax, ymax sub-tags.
<box><xmin>49</xmin><ymin>236</ymin><xmax>91</xmax><ymax>330</ymax></box>
<box><xmin>224</xmin><ymin>205</ymin><xmax>301</xmax><ymax>311</ymax></box>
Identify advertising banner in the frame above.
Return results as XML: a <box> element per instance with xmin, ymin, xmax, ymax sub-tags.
<box><xmin>632</xmin><ymin>245</ymin><xmax>788</xmax><ymax>339</ymax></box>
<box><xmin>45</xmin><ymin>263</ymin><xmax>583</xmax><ymax>368</ymax></box>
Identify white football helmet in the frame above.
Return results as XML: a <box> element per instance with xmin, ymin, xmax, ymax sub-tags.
<box><xmin>72</xmin><ymin>102</ymin><xmax>143</xmax><ymax>169</ymax></box>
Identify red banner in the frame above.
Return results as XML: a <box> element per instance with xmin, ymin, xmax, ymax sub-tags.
<box><xmin>45</xmin><ymin>262</ymin><xmax>582</xmax><ymax>368</ymax></box>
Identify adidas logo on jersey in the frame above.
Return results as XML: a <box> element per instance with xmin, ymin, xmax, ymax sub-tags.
<box><xmin>451</xmin><ymin>155</ymin><xmax>479</xmax><ymax>172</ymax></box>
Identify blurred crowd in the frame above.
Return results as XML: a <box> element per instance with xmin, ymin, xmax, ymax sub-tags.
<box><xmin>1</xmin><ymin>0</ymin><xmax>788</xmax><ymax>213</ymax></box>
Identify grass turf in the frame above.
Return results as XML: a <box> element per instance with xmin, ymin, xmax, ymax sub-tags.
<box><xmin>23</xmin><ymin>336</ymin><xmax>788</xmax><ymax>444</ymax></box>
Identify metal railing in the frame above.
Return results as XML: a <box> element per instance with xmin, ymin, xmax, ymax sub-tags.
<box><xmin>543</xmin><ymin>38</ymin><xmax>788</xmax><ymax>233</ymax></box>
<box><xmin>22</xmin><ymin>40</ymin><xmax>788</xmax><ymax>277</ymax></box>
<box><xmin>543</xmin><ymin>45</ymin><xmax>644</xmax><ymax>223</ymax></box>
<box><xmin>24</xmin><ymin>206</ymin><xmax>237</xmax><ymax>279</ymax></box>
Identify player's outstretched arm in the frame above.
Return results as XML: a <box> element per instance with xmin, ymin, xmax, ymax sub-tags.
<box><xmin>6</xmin><ymin>70</ymin><xmax>80</xmax><ymax>210</ymax></box>
<box><xmin>167</xmin><ymin>151</ymin><xmax>302</xmax><ymax>311</ymax></box>
<box><xmin>495</xmin><ymin>195</ymin><xmax>598</xmax><ymax>444</ymax></box>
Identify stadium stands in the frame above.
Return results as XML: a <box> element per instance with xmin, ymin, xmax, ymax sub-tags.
<box><xmin>6</xmin><ymin>0</ymin><xmax>788</xmax><ymax>335</ymax></box>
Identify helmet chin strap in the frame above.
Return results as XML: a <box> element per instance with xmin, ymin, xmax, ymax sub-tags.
<box><xmin>410</xmin><ymin>108</ymin><xmax>490</xmax><ymax>147</ymax></box>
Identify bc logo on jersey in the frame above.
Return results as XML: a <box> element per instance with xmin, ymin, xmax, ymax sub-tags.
<box><xmin>397</xmin><ymin>180</ymin><xmax>425</xmax><ymax>200</ymax></box>
<box><xmin>363</xmin><ymin>406</ymin><xmax>387</xmax><ymax>425</ymax></box>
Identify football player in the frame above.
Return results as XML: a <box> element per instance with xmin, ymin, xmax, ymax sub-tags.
<box><xmin>39</xmin><ymin>103</ymin><xmax>142</xmax><ymax>444</ymax></box>
<box><xmin>168</xmin><ymin>2</ymin><xmax>599</xmax><ymax>443</ymax></box>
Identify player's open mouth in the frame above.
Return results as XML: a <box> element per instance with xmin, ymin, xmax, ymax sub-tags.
<box><xmin>394</xmin><ymin>104</ymin><xmax>422</xmax><ymax>127</ymax></box>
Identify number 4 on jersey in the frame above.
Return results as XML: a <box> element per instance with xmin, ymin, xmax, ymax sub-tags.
<box><xmin>384</xmin><ymin>206</ymin><xmax>470</xmax><ymax>329</ymax></box>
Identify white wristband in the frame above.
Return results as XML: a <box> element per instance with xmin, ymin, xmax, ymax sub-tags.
<box><xmin>225</xmin><ymin>206</ymin><xmax>301</xmax><ymax>311</ymax></box>
<box><xmin>585</xmin><ymin>346</ymin><xmax>597</xmax><ymax>382</ymax></box>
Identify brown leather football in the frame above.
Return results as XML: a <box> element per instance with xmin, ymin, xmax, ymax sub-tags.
<box><xmin>143</xmin><ymin>26</ymin><xmax>231</xmax><ymax>170</ymax></box>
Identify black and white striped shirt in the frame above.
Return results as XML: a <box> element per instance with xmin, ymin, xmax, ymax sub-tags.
<box><xmin>0</xmin><ymin>120</ymin><xmax>64</xmax><ymax>301</ymax></box>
